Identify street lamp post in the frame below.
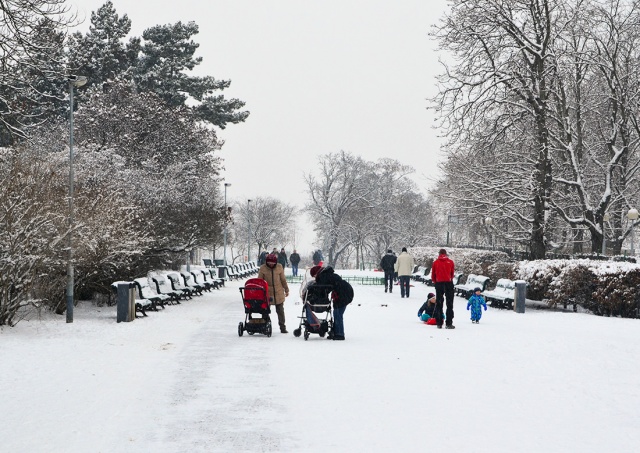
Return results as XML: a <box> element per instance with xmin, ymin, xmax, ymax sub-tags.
<box><xmin>223</xmin><ymin>183</ymin><xmax>231</xmax><ymax>265</ymax></box>
<box><xmin>247</xmin><ymin>199</ymin><xmax>252</xmax><ymax>262</ymax></box>
<box><xmin>627</xmin><ymin>208</ymin><xmax>639</xmax><ymax>255</ymax></box>
<box><xmin>485</xmin><ymin>216</ymin><xmax>493</xmax><ymax>249</ymax></box>
<box><xmin>66</xmin><ymin>75</ymin><xmax>87</xmax><ymax>324</ymax></box>
<box><xmin>602</xmin><ymin>213</ymin><xmax>610</xmax><ymax>256</ymax></box>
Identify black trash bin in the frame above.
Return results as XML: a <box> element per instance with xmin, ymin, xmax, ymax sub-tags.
<box><xmin>218</xmin><ymin>266</ymin><xmax>227</xmax><ymax>279</ymax></box>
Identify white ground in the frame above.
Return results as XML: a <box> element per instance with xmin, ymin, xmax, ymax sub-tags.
<box><xmin>1</xmin><ymin>270</ymin><xmax>639</xmax><ymax>453</ymax></box>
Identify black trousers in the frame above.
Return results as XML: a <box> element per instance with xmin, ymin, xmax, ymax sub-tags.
<box><xmin>384</xmin><ymin>270</ymin><xmax>394</xmax><ymax>291</ymax></box>
<box><xmin>434</xmin><ymin>281</ymin><xmax>455</xmax><ymax>326</ymax></box>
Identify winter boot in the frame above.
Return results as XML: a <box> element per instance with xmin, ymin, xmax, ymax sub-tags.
<box><xmin>445</xmin><ymin>324</ymin><xmax>456</xmax><ymax>329</ymax></box>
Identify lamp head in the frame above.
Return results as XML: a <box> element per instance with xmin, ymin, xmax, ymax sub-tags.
<box><xmin>68</xmin><ymin>75</ymin><xmax>87</xmax><ymax>87</ymax></box>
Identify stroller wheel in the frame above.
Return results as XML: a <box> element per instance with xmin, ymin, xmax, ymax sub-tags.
<box><xmin>293</xmin><ymin>328</ymin><xmax>301</xmax><ymax>337</ymax></box>
<box><xmin>304</xmin><ymin>330</ymin><xmax>310</xmax><ymax>341</ymax></box>
<box><xmin>237</xmin><ymin>322</ymin><xmax>244</xmax><ymax>337</ymax></box>
<box><xmin>266</xmin><ymin>322</ymin><xmax>272</xmax><ymax>338</ymax></box>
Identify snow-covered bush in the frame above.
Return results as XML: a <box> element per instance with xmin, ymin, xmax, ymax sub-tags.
<box><xmin>515</xmin><ymin>259</ymin><xmax>640</xmax><ymax>317</ymax></box>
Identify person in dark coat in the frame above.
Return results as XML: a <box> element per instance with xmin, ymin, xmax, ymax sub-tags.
<box><xmin>379</xmin><ymin>249</ymin><xmax>397</xmax><ymax>293</ymax></box>
<box><xmin>258</xmin><ymin>250</ymin><xmax>268</xmax><ymax>266</ymax></box>
<box><xmin>277</xmin><ymin>248</ymin><xmax>288</xmax><ymax>269</ymax></box>
<box><xmin>289</xmin><ymin>249</ymin><xmax>301</xmax><ymax>276</ymax></box>
<box><xmin>312</xmin><ymin>249</ymin><xmax>324</xmax><ymax>266</ymax></box>
<box><xmin>314</xmin><ymin>266</ymin><xmax>353</xmax><ymax>340</ymax></box>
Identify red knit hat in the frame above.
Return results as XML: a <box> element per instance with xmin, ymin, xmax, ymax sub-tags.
<box><xmin>266</xmin><ymin>254</ymin><xmax>278</xmax><ymax>265</ymax></box>
<box><xmin>310</xmin><ymin>265</ymin><xmax>322</xmax><ymax>277</ymax></box>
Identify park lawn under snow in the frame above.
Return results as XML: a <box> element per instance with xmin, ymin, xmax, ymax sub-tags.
<box><xmin>1</xmin><ymin>269</ymin><xmax>639</xmax><ymax>453</ymax></box>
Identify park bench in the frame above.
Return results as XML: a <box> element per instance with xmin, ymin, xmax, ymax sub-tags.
<box><xmin>412</xmin><ymin>266</ymin><xmax>428</xmax><ymax>282</ymax></box>
<box><xmin>179</xmin><ymin>272</ymin><xmax>204</xmax><ymax>296</ymax></box>
<box><xmin>203</xmin><ymin>259</ymin><xmax>214</xmax><ymax>268</ymax></box>
<box><xmin>190</xmin><ymin>271</ymin><xmax>214</xmax><ymax>292</ymax></box>
<box><xmin>150</xmin><ymin>273</ymin><xmax>183</xmax><ymax>303</ymax></box>
<box><xmin>197</xmin><ymin>269</ymin><xmax>221</xmax><ymax>290</ymax></box>
<box><xmin>133</xmin><ymin>277</ymin><xmax>169</xmax><ymax>310</ymax></box>
<box><xmin>482</xmin><ymin>278</ymin><xmax>516</xmax><ymax>309</ymax></box>
<box><xmin>207</xmin><ymin>268</ymin><xmax>225</xmax><ymax>286</ymax></box>
<box><xmin>454</xmin><ymin>274</ymin><xmax>490</xmax><ymax>299</ymax></box>
<box><xmin>167</xmin><ymin>273</ymin><xmax>195</xmax><ymax>299</ymax></box>
<box><xmin>111</xmin><ymin>281</ymin><xmax>152</xmax><ymax>317</ymax></box>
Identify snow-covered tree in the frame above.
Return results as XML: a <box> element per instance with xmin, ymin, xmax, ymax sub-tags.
<box><xmin>0</xmin><ymin>0</ymin><xmax>74</xmax><ymax>144</ymax></box>
<box><xmin>134</xmin><ymin>21</ymin><xmax>249</xmax><ymax>129</ymax></box>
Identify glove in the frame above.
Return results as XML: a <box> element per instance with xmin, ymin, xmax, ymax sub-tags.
<box><xmin>466</xmin><ymin>305</ymin><xmax>470</xmax><ymax>310</ymax></box>
<box><xmin>484</xmin><ymin>306</ymin><xmax>487</xmax><ymax>311</ymax></box>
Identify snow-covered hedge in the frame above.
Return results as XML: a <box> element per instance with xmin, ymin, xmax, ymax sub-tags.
<box><xmin>514</xmin><ymin>260</ymin><xmax>640</xmax><ymax>317</ymax></box>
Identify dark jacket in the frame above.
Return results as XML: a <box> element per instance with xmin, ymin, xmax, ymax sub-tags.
<box><xmin>380</xmin><ymin>252</ymin><xmax>397</xmax><ymax>272</ymax></box>
<box><xmin>289</xmin><ymin>252</ymin><xmax>301</xmax><ymax>265</ymax></box>
<box><xmin>277</xmin><ymin>251</ymin><xmax>288</xmax><ymax>267</ymax></box>
<box><xmin>315</xmin><ymin>266</ymin><xmax>354</xmax><ymax>309</ymax></box>
<box><xmin>431</xmin><ymin>253</ymin><xmax>455</xmax><ymax>283</ymax></box>
<box><xmin>258</xmin><ymin>251</ymin><xmax>268</xmax><ymax>265</ymax></box>
<box><xmin>418</xmin><ymin>301</ymin><xmax>436</xmax><ymax>318</ymax></box>
<box><xmin>312</xmin><ymin>250</ymin><xmax>323</xmax><ymax>265</ymax></box>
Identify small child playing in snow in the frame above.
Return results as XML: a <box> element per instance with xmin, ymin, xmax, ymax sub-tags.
<box><xmin>418</xmin><ymin>293</ymin><xmax>437</xmax><ymax>323</ymax></box>
<box><xmin>467</xmin><ymin>287</ymin><xmax>487</xmax><ymax>323</ymax></box>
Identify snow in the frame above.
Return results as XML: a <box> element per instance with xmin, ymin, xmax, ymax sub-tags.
<box><xmin>2</xmin><ymin>270</ymin><xmax>639</xmax><ymax>452</ymax></box>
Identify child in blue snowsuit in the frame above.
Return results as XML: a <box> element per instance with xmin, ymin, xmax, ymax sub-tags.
<box><xmin>467</xmin><ymin>287</ymin><xmax>487</xmax><ymax>323</ymax></box>
<box><xmin>418</xmin><ymin>293</ymin><xmax>439</xmax><ymax>322</ymax></box>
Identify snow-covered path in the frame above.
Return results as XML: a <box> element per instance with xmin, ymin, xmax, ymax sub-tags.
<box><xmin>1</xmin><ymin>276</ymin><xmax>639</xmax><ymax>452</ymax></box>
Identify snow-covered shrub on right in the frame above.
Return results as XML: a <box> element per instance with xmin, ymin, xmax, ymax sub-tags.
<box><xmin>589</xmin><ymin>265</ymin><xmax>640</xmax><ymax>317</ymax></box>
<box><xmin>546</xmin><ymin>262</ymin><xmax>595</xmax><ymax>309</ymax></box>
<box><xmin>513</xmin><ymin>260</ymin><xmax>567</xmax><ymax>301</ymax></box>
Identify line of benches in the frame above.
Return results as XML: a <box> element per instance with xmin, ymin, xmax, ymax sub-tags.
<box><xmin>111</xmin><ymin>268</ymin><xmax>225</xmax><ymax>318</ymax></box>
<box><xmin>203</xmin><ymin>260</ymin><xmax>259</xmax><ymax>281</ymax></box>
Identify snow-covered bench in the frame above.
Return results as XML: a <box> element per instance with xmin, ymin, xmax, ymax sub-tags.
<box><xmin>111</xmin><ymin>281</ymin><xmax>152</xmax><ymax>317</ymax></box>
<box><xmin>412</xmin><ymin>266</ymin><xmax>428</xmax><ymax>281</ymax></box>
<box><xmin>482</xmin><ymin>278</ymin><xmax>516</xmax><ymax>309</ymax></box>
<box><xmin>150</xmin><ymin>273</ymin><xmax>183</xmax><ymax>303</ymax></box>
<box><xmin>454</xmin><ymin>274</ymin><xmax>490</xmax><ymax>299</ymax></box>
<box><xmin>133</xmin><ymin>277</ymin><xmax>169</xmax><ymax>310</ymax></box>
<box><xmin>166</xmin><ymin>273</ymin><xmax>195</xmax><ymax>299</ymax></box>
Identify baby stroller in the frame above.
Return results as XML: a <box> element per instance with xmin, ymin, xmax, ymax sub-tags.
<box><xmin>238</xmin><ymin>278</ymin><xmax>272</xmax><ymax>337</ymax></box>
<box><xmin>293</xmin><ymin>282</ymin><xmax>334</xmax><ymax>340</ymax></box>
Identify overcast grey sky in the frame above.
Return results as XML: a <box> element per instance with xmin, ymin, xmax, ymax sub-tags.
<box><xmin>70</xmin><ymin>0</ymin><xmax>449</xmax><ymax>254</ymax></box>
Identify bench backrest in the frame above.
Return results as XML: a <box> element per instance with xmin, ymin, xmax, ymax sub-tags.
<box><xmin>469</xmin><ymin>275</ymin><xmax>490</xmax><ymax>290</ymax></box>
<box><xmin>203</xmin><ymin>259</ymin><xmax>213</xmax><ymax>267</ymax></box>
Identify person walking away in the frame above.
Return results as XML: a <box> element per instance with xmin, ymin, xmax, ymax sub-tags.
<box><xmin>314</xmin><ymin>266</ymin><xmax>353</xmax><ymax>340</ymax></box>
<box><xmin>394</xmin><ymin>247</ymin><xmax>415</xmax><ymax>298</ymax></box>
<box><xmin>312</xmin><ymin>249</ymin><xmax>324</xmax><ymax>266</ymax></box>
<box><xmin>467</xmin><ymin>288</ymin><xmax>487</xmax><ymax>324</ymax></box>
<box><xmin>258</xmin><ymin>253</ymin><xmax>290</xmax><ymax>333</ymax></box>
<box><xmin>258</xmin><ymin>250</ymin><xmax>268</xmax><ymax>266</ymax></box>
<box><xmin>289</xmin><ymin>249</ymin><xmax>301</xmax><ymax>277</ymax></box>
<box><xmin>277</xmin><ymin>248</ymin><xmax>288</xmax><ymax>269</ymax></box>
<box><xmin>380</xmin><ymin>249</ymin><xmax>397</xmax><ymax>293</ymax></box>
<box><xmin>431</xmin><ymin>248</ymin><xmax>456</xmax><ymax>329</ymax></box>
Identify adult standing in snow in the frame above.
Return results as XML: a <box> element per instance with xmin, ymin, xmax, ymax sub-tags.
<box><xmin>431</xmin><ymin>248</ymin><xmax>456</xmax><ymax>329</ymax></box>
<box><xmin>379</xmin><ymin>249</ymin><xmax>397</xmax><ymax>293</ymax></box>
<box><xmin>312</xmin><ymin>249</ymin><xmax>324</xmax><ymax>266</ymax></box>
<box><xmin>314</xmin><ymin>266</ymin><xmax>353</xmax><ymax>340</ymax></box>
<box><xmin>277</xmin><ymin>247</ymin><xmax>288</xmax><ymax>269</ymax></box>
<box><xmin>394</xmin><ymin>247</ymin><xmax>415</xmax><ymax>298</ymax></box>
<box><xmin>258</xmin><ymin>250</ymin><xmax>268</xmax><ymax>266</ymax></box>
<box><xmin>289</xmin><ymin>249</ymin><xmax>301</xmax><ymax>276</ymax></box>
<box><xmin>258</xmin><ymin>253</ymin><xmax>290</xmax><ymax>333</ymax></box>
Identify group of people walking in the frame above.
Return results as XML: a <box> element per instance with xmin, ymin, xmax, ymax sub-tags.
<box><xmin>381</xmin><ymin>247</ymin><xmax>459</xmax><ymax>329</ymax></box>
<box><xmin>258</xmin><ymin>248</ymin><xmax>302</xmax><ymax>276</ymax></box>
